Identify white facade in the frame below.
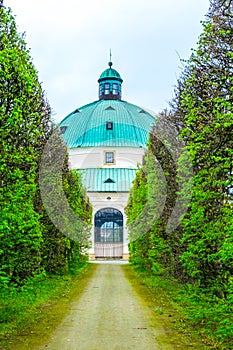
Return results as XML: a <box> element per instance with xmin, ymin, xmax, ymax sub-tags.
<box><xmin>87</xmin><ymin>192</ymin><xmax>130</xmax><ymax>258</ymax></box>
<box><xmin>69</xmin><ymin>146</ymin><xmax>145</xmax><ymax>170</ymax></box>
<box><xmin>68</xmin><ymin>146</ymin><xmax>147</xmax><ymax>259</ymax></box>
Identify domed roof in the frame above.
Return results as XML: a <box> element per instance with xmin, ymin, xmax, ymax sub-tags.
<box><xmin>98</xmin><ymin>63</ymin><xmax>123</xmax><ymax>83</ymax></box>
<box><xmin>59</xmin><ymin>99</ymin><xmax>155</xmax><ymax>148</ymax></box>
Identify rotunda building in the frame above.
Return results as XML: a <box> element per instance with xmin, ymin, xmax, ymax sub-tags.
<box><xmin>59</xmin><ymin>61</ymin><xmax>156</xmax><ymax>260</ymax></box>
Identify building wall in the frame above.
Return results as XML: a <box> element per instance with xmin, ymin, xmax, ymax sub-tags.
<box><xmin>69</xmin><ymin>146</ymin><xmax>145</xmax><ymax>169</ymax></box>
<box><xmin>68</xmin><ymin>146</ymin><xmax>147</xmax><ymax>259</ymax></box>
<box><xmin>87</xmin><ymin>192</ymin><xmax>130</xmax><ymax>258</ymax></box>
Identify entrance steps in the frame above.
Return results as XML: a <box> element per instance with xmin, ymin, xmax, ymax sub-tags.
<box><xmin>94</xmin><ymin>257</ymin><xmax>123</xmax><ymax>261</ymax></box>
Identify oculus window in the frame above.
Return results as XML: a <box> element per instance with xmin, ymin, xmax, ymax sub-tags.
<box><xmin>105</xmin><ymin>151</ymin><xmax>115</xmax><ymax>164</ymax></box>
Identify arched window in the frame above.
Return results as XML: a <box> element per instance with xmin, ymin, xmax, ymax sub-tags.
<box><xmin>94</xmin><ymin>208</ymin><xmax>123</xmax><ymax>243</ymax></box>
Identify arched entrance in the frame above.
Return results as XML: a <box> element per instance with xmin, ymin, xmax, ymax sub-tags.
<box><xmin>94</xmin><ymin>208</ymin><xmax>123</xmax><ymax>258</ymax></box>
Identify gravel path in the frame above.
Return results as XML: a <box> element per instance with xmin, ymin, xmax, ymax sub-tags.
<box><xmin>37</xmin><ymin>264</ymin><xmax>195</xmax><ymax>350</ymax></box>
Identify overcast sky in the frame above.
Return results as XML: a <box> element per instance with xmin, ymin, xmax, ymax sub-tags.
<box><xmin>5</xmin><ymin>0</ymin><xmax>210</xmax><ymax>123</ymax></box>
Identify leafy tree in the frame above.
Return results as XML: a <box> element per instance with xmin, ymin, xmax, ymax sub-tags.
<box><xmin>0</xmin><ymin>5</ymin><xmax>92</xmax><ymax>286</ymax></box>
<box><xmin>0</xmin><ymin>6</ymin><xmax>51</xmax><ymax>285</ymax></box>
<box><xmin>126</xmin><ymin>167</ymin><xmax>150</xmax><ymax>269</ymax></box>
<box><xmin>172</xmin><ymin>0</ymin><xmax>233</xmax><ymax>292</ymax></box>
<box><xmin>64</xmin><ymin>169</ymin><xmax>92</xmax><ymax>273</ymax></box>
<box><xmin>38</xmin><ymin>136</ymin><xmax>92</xmax><ymax>275</ymax></box>
<box><xmin>126</xmin><ymin>0</ymin><xmax>233</xmax><ymax>296</ymax></box>
<box><xmin>126</xmin><ymin>116</ymin><xmax>188</xmax><ymax>277</ymax></box>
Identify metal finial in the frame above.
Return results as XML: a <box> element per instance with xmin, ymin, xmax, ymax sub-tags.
<box><xmin>108</xmin><ymin>49</ymin><xmax>113</xmax><ymax>68</ymax></box>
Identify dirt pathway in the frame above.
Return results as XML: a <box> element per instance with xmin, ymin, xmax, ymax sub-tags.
<box><xmin>37</xmin><ymin>264</ymin><xmax>198</xmax><ymax>350</ymax></box>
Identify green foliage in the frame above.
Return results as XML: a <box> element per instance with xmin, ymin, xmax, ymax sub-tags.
<box><xmin>0</xmin><ymin>180</ymin><xmax>43</xmax><ymax>286</ymax></box>
<box><xmin>127</xmin><ymin>0</ymin><xmax>233</xmax><ymax>288</ymax></box>
<box><xmin>125</xmin><ymin>168</ymin><xmax>150</xmax><ymax>269</ymax></box>
<box><xmin>126</xmin><ymin>1</ymin><xmax>233</xmax><ymax>346</ymax></box>
<box><xmin>0</xmin><ymin>6</ymin><xmax>51</xmax><ymax>286</ymax></box>
<box><xmin>0</xmin><ymin>6</ymin><xmax>92</xmax><ymax>288</ymax></box>
<box><xmin>131</xmin><ymin>266</ymin><xmax>233</xmax><ymax>349</ymax></box>
<box><xmin>38</xmin><ymin>135</ymin><xmax>92</xmax><ymax>275</ymax></box>
<box><xmin>63</xmin><ymin>168</ymin><xmax>92</xmax><ymax>274</ymax></box>
<box><xmin>173</xmin><ymin>0</ymin><xmax>233</xmax><ymax>291</ymax></box>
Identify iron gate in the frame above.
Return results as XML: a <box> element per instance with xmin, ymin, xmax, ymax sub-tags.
<box><xmin>94</xmin><ymin>208</ymin><xmax>123</xmax><ymax>258</ymax></box>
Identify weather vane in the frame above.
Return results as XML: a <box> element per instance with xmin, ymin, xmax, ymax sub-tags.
<box><xmin>109</xmin><ymin>49</ymin><xmax>113</xmax><ymax>68</ymax></box>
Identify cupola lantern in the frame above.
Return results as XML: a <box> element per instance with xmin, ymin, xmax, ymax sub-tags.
<box><xmin>98</xmin><ymin>61</ymin><xmax>123</xmax><ymax>100</ymax></box>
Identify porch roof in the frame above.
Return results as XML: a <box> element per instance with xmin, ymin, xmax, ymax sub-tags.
<box><xmin>77</xmin><ymin>168</ymin><xmax>137</xmax><ymax>192</ymax></box>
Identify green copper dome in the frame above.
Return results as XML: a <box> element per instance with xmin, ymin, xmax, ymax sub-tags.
<box><xmin>98</xmin><ymin>67</ymin><xmax>123</xmax><ymax>83</ymax></box>
<box><xmin>59</xmin><ymin>99</ymin><xmax>155</xmax><ymax>148</ymax></box>
<box><xmin>59</xmin><ymin>62</ymin><xmax>156</xmax><ymax>148</ymax></box>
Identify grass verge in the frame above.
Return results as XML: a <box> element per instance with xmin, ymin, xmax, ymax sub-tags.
<box><xmin>0</xmin><ymin>263</ymin><xmax>97</xmax><ymax>350</ymax></box>
<box><xmin>123</xmin><ymin>264</ymin><xmax>233</xmax><ymax>350</ymax></box>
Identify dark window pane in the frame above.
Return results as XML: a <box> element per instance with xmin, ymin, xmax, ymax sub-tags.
<box><xmin>106</xmin><ymin>121</ymin><xmax>113</xmax><ymax>130</ymax></box>
<box><xmin>105</xmin><ymin>151</ymin><xmax>114</xmax><ymax>163</ymax></box>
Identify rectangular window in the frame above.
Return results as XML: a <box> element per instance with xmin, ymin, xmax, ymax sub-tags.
<box><xmin>104</xmin><ymin>83</ymin><xmax>110</xmax><ymax>95</ymax></box>
<box><xmin>112</xmin><ymin>83</ymin><xmax>118</xmax><ymax>95</ymax></box>
<box><xmin>106</xmin><ymin>121</ymin><xmax>113</xmax><ymax>130</ymax></box>
<box><xmin>105</xmin><ymin>151</ymin><xmax>115</xmax><ymax>164</ymax></box>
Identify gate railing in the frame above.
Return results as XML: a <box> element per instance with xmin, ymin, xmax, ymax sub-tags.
<box><xmin>94</xmin><ymin>242</ymin><xmax>123</xmax><ymax>258</ymax></box>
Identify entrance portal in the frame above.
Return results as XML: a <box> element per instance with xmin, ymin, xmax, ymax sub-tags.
<box><xmin>94</xmin><ymin>208</ymin><xmax>123</xmax><ymax>258</ymax></box>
